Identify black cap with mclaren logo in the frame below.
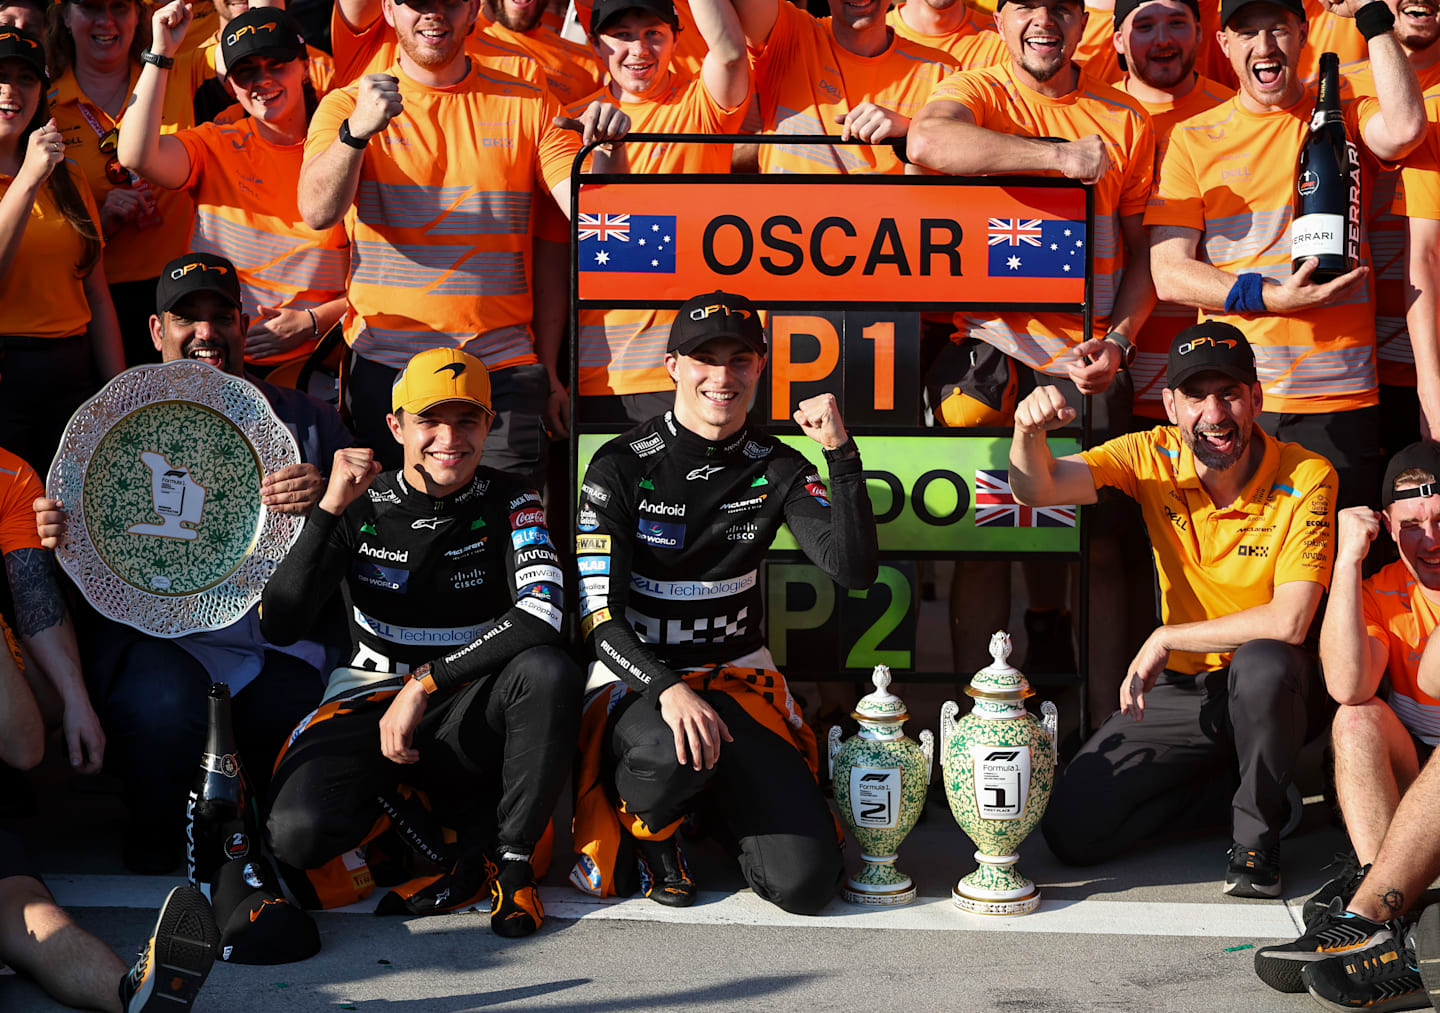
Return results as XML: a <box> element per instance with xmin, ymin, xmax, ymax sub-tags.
<box><xmin>156</xmin><ymin>252</ymin><xmax>243</xmax><ymax>315</ymax></box>
<box><xmin>1166</xmin><ymin>320</ymin><xmax>1258</xmax><ymax>389</ymax></box>
<box><xmin>668</xmin><ymin>291</ymin><xmax>766</xmax><ymax>357</ymax></box>
<box><xmin>220</xmin><ymin>8</ymin><xmax>306</xmax><ymax>79</ymax></box>
<box><xmin>0</xmin><ymin>27</ymin><xmax>46</xmax><ymax>80</ymax></box>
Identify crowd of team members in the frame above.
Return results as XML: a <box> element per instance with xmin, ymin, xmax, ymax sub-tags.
<box><xmin>5</xmin><ymin>0</ymin><xmax>1440</xmax><ymax>1007</ymax></box>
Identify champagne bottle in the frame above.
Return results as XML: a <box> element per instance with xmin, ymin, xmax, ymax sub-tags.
<box><xmin>186</xmin><ymin>683</ymin><xmax>248</xmax><ymax>900</ymax></box>
<box><xmin>1291</xmin><ymin>51</ymin><xmax>1361</xmax><ymax>283</ymax></box>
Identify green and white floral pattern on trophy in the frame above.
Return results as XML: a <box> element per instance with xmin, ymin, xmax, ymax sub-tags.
<box><xmin>48</xmin><ymin>361</ymin><xmax>302</xmax><ymax>638</ymax></box>
<box><xmin>940</xmin><ymin>631</ymin><xmax>1058</xmax><ymax>916</ymax></box>
<box><xmin>828</xmin><ymin>665</ymin><xmax>933</xmax><ymax>906</ymax></box>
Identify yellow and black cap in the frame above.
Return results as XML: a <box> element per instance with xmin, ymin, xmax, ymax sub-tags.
<box><xmin>391</xmin><ymin>348</ymin><xmax>494</xmax><ymax>416</ymax></box>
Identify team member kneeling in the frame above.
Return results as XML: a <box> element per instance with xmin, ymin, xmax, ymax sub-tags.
<box><xmin>259</xmin><ymin>348</ymin><xmax>580</xmax><ymax>937</ymax></box>
<box><xmin>570</xmin><ymin>291</ymin><xmax>878</xmax><ymax>913</ymax></box>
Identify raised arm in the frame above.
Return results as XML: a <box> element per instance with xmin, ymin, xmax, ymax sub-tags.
<box><xmin>783</xmin><ymin>394</ymin><xmax>877</xmax><ymax>590</ymax></box>
<box><xmin>0</xmin><ymin>119</ymin><xmax>64</xmax><ymax>281</ymax></box>
<box><xmin>299</xmin><ymin>75</ymin><xmax>401</xmax><ymax>230</ymax></box>
<box><xmin>694</xmin><ymin>0</ymin><xmax>750</xmax><ymax>111</ymax></box>
<box><xmin>116</xmin><ymin>0</ymin><xmax>195</xmax><ymax>190</ymax></box>
<box><xmin>335</xmin><ymin>0</ymin><xmax>381</xmax><ymax>32</ymax></box>
<box><xmin>1353</xmin><ymin>0</ymin><xmax>1425</xmax><ymax>161</ymax></box>
<box><xmin>907</xmin><ymin>99</ymin><xmax>1110</xmax><ymax>182</ymax></box>
<box><xmin>1319</xmin><ymin>507</ymin><xmax>1389</xmax><ymax>705</ymax></box>
<box><xmin>1008</xmin><ymin>386</ymin><xmax>1101</xmax><ymax>508</ymax></box>
<box><xmin>728</xmin><ymin>0</ymin><xmax>780</xmax><ymax>52</ymax></box>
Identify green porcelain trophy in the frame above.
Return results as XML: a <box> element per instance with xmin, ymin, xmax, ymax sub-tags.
<box><xmin>940</xmin><ymin>631</ymin><xmax>1057</xmax><ymax>916</ymax></box>
<box><xmin>828</xmin><ymin>665</ymin><xmax>933</xmax><ymax>906</ymax></box>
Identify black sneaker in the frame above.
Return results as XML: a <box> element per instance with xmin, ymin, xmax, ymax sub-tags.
<box><xmin>119</xmin><ymin>885</ymin><xmax>219</xmax><ymax>1013</ymax></box>
<box><xmin>635</xmin><ymin>834</ymin><xmax>696</xmax><ymax>908</ymax></box>
<box><xmin>489</xmin><ymin>857</ymin><xmax>544</xmax><ymax>938</ymax></box>
<box><xmin>1255</xmin><ymin>897</ymin><xmax>1394</xmax><ymax>994</ymax></box>
<box><xmin>1413</xmin><ymin>903</ymin><xmax>1440</xmax><ymax>1008</ymax></box>
<box><xmin>1226</xmin><ymin>842</ymin><xmax>1282</xmax><ymax>898</ymax></box>
<box><xmin>1305</xmin><ymin>854</ymin><xmax>1372</xmax><ymax>928</ymax></box>
<box><xmin>1302</xmin><ymin>932</ymin><xmax>1424</xmax><ymax>1012</ymax></box>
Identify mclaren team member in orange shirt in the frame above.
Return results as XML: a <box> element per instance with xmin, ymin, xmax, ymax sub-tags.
<box><xmin>570</xmin><ymin>0</ymin><xmax>750</xmax><ymax>422</ymax></box>
<box><xmin>298</xmin><ymin>0</ymin><xmax>631</xmax><ymax>479</ymax></box>
<box><xmin>885</xmin><ymin>0</ymin><xmax>1007</xmax><ymax>66</ymax></box>
<box><xmin>1018</xmin><ymin>322</ymin><xmax>1336</xmax><ymax>900</ymax></box>
<box><xmin>906</xmin><ymin>0</ymin><xmax>1156</xmax><ymax>687</ymax></box>
<box><xmin>1147</xmin><ymin>0</ymin><xmax>1427</xmax><ymax>511</ymax></box>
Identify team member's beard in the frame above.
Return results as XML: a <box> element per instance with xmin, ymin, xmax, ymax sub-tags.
<box><xmin>1131</xmin><ymin>42</ymin><xmax>1197</xmax><ymax>90</ymax></box>
<box><xmin>397</xmin><ymin>17</ymin><xmax>469</xmax><ymax>68</ymax></box>
<box><xmin>1183</xmin><ymin>418</ymin><xmax>1251</xmax><ymax>471</ymax></box>
<box><xmin>484</xmin><ymin>0</ymin><xmax>545</xmax><ymax>33</ymax></box>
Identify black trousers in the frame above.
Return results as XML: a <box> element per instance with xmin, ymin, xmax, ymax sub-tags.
<box><xmin>1041</xmin><ymin>639</ymin><xmax>1330</xmax><ymax>865</ymax></box>
<box><xmin>0</xmin><ymin>334</ymin><xmax>96</xmax><ymax>475</ymax></box>
<box><xmin>85</xmin><ymin>621</ymin><xmax>324</xmax><ymax>833</ymax></box>
<box><xmin>605</xmin><ymin>690</ymin><xmax>842</xmax><ymax>915</ymax></box>
<box><xmin>266</xmin><ymin>646</ymin><xmax>580</xmax><ymax>869</ymax></box>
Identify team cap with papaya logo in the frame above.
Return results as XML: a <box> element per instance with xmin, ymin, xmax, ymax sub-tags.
<box><xmin>0</xmin><ymin>27</ymin><xmax>46</xmax><ymax>80</ymax></box>
<box><xmin>668</xmin><ymin>291</ymin><xmax>766</xmax><ymax>357</ymax></box>
<box><xmin>391</xmin><ymin>348</ymin><xmax>493</xmax><ymax>416</ymax></box>
<box><xmin>220</xmin><ymin>8</ymin><xmax>306</xmax><ymax>80</ymax></box>
<box><xmin>1166</xmin><ymin>320</ymin><xmax>1258</xmax><ymax>389</ymax></box>
<box><xmin>156</xmin><ymin>252</ymin><xmax>243</xmax><ymax>315</ymax></box>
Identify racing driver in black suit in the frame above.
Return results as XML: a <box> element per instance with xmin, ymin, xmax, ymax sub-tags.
<box><xmin>259</xmin><ymin>348</ymin><xmax>579</xmax><ymax>938</ymax></box>
<box><xmin>570</xmin><ymin>291</ymin><xmax>878</xmax><ymax>914</ymax></box>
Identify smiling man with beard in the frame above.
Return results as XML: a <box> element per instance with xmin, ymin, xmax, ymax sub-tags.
<box><xmin>1148</xmin><ymin>0</ymin><xmax>1426</xmax><ymax>515</ymax></box>
<box><xmin>32</xmin><ymin>251</ymin><xmax>350</xmax><ymax>876</ymax></box>
<box><xmin>1009</xmin><ymin>321</ymin><xmax>1338</xmax><ymax>900</ymax></box>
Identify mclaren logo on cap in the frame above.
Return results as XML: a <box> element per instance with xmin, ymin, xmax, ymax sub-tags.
<box><xmin>435</xmin><ymin>362</ymin><xmax>465</xmax><ymax>378</ymax></box>
<box><xmin>1177</xmin><ymin>336</ymin><xmax>1237</xmax><ymax>355</ymax></box>
<box><xmin>0</xmin><ymin>32</ymin><xmax>38</xmax><ymax>49</ymax></box>
<box><xmin>170</xmin><ymin>262</ymin><xmax>228</xmax><ymax>280</ymax></box>
<box><xmin>689</xmin><ymin>304</ymin><xmax>751</xmax><ymax>322</ymax></box>
<box><xmin>226</xmin><ymin>23</ymin><xmax>277</xmax><ymax>44</ymax></box>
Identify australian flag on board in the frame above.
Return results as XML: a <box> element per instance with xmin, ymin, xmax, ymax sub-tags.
<box><xmin>579</xmin><ymin>213</ymin><xmax>678</xmax><ymax>273</ymax></box>
<box><xmin>987</xmin><ymin>218</ymin><xmax>1087</xmax><ymax>278</ymax></box>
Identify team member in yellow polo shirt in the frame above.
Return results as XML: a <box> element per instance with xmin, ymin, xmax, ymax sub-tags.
<box><xmin>1010</xmin><ymin>320</ymin><xmax>1336</xmax><ymax>898</ymax></box>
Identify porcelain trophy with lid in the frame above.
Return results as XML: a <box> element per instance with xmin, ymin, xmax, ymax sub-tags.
<box><xmin>940</xmin><ymin>631</ymin><xmax>1057</xmax><ymax>915</ymax></box>
<box><xmin>828</xmin><ymin>665</ymin><xmax>933</xmax><ymax>905</ymax></box>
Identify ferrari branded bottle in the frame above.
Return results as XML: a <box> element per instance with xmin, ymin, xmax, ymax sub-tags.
<box><xmin>186</xmin><ymin>683</ymin><xmax>248</xmax><ymax>899</ymax></box>
<box><xmin>1291</xmin><ymin>52</ymin><xmax>1361</xmax><ymax>282</ymax></box>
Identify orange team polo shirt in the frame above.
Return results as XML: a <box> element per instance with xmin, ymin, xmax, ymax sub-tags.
<box><xmin>49</xmin><ymin>58</ymin><xmax>208</xmax><ymax>285</ymax></box>
<box><xmin>481</xmin><ymin>14</ymin><xmax>604</xmax><ymax>105</ymax></box>
<box><xmin>0</xmin><ymin>163</ymin><xmax>103</xmax><ymax>340</ymax></box>
<box><xmin>328</xmin><ymin>9</ymin><xmax>545</xmax><ymax>87</ymax></box>
<box><xmin>0</xmin><ymin>448</ymin><xmax>44</xmax><ymax>554</ymax></box>
<box><xmin>569</xmin><ymin>72</ymin><xmax>747</xmax><ymax>397</ymax></box>
<box><xmin>1081</xmin><ymin>425</ymin><xmax>1336</xmax><ymax>674</ymax></box>
<box><xmin>574</xmin><ymin>0</ymin><xmax>708</xmax><ymax>78</ymax></box>
<box><xmin>306</xmin><ymin>61</ymin><xmax>581</xmax><ymax>371</ymax></box>
<box><xmin>1362</xmin><ymin>560</ymin><xmax>1440</xmax><ymax>744</ymax></box>
<box><xmin>752</xmin><ymin>2</ymin><xmax>956</xmax><ymax>175</ymax></box>
<box><xmin>173</xmin><ymin>118</ymin><xmax>350</xmax><ymax>367</ymax></box>
<box><xmin>885</xmin><ymin>4</ymin><xmax>1007</xmax><ymax>68</ymax></box>
<box><xmin>1147</xmin><ymin>85</ymin><xmax>1383</xmax><ymax>414</ymax></box>
<box><xmin>1116</xmin><ymin>73</ymin><xmax>1234</xmax><ymax>419</ymax></box>
<box><xmin>1297</xmin><ymin>0</ymin><xmax>1367</xmax><ymax>84</ymax></box>
<box><xmin>931</xmin><ymin>62</ymin><xmax>1154</xmax><ymax>374</ymax></box>
<box><xmin>1352</xmin><ymin>69</ymin><xmax>1440</xmax><ymax>390</ymax></box>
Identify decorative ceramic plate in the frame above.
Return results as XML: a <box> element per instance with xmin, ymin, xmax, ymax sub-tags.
<box><xmin>47</xmin><ymin>361</ymin><xmax>302</xmax><ymax>638</ymax></box>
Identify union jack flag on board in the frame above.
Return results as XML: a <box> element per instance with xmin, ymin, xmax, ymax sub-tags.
<box><xmin>578</xmin><ymin>213</ymin><xmax>631</xmax><ymax>241</ymax></box>
<box><xmin>987</xmin><ymin>219</ymin><xmax>1043</xmax><ymax>247</ymax></box>
<box><xmin>974</xmin><ymin>470</ymin><xmax>1076</xmax><ymax>528</ymax></box>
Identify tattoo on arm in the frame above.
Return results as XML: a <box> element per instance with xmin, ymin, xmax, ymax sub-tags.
<box><xmin>4</xmin><ymin>548</ymin><xmax>66</xmax><ymax>638</ymax></box>
<box><xmin>1380</xmin><ymin>888</ymin><xmax>1406</xmax><ymax>917</ymax></box>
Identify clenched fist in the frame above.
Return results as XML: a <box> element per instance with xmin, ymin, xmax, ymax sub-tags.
<box><xmin>793</xmin><ymin>392</ymin><xmax>848</xmax><ymax>450</ymax></box>
<box><xmin>318</xmin><ymin>448</ymin><xmax>382</xmax><ymax>515</ymax></box>
<box><xmin>1014</xmin><ymin>385</ymin><xmax>1076</xmax><ymax>436</ymax></box>
<box><xmin>349</xmin><ymin>74</ymin><xmax>403</xmax><ymax>141</ymax></box>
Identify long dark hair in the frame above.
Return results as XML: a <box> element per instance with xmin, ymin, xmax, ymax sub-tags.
<box><xmin>44</xmin><ymin>0</ymin><xmax>151</xmax><ymax>81</ymax></box>
<box><xmin>22</xmin><ymin>87</ymin><xmax>102</xmax><ymax>276</ymax></box>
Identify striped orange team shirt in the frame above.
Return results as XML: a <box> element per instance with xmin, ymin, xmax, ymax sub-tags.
<box><xmin>1116</xmin><ymin>73</ymin><xmax>1235</xmax><ymax>419</ymax></box>
<box><xmin>931</xmin><ymin>61</ymin><xmax>1155</xmax><ymax>374</ymax></box>
<box><xmin>1080</xmin><ymin>426</ymin><xmax>1336</xmax><ymax>674</ymax></box>
<box><xmin>172</xmin><ymin>119</ymin><xmax>350</xmax><ymax>367</ymax></box>
<box><xmin>1353</xmin><ymin>68</ymin><xmax>1440</xmax><ymax>390</ymax></box>
<box><xmin>1363</xmin><ymin>560</ymin><xmax>1440</xmax><ymax>745</ymax></box>
<box><xmin>569</xmin><ymin>73</ymin><xmax>748</xmax><ymax>396</ymax></box>
<box><xmin>305</xmin><ymin>61</ymin><xmax>581</xmax><ymax>370</ymax></box>
<box><xmin>752</xmin><ymin>1</ymin><xmax>956</xmax><ymax>175</ymax></box>
<box><xmin>479</xmin><ymin>13</ymin><xmax>603</xmax><ymax>105</ymax></box>
<box><xmin>1146</xmin><ymin>84</ymin><xmax>1383</xmax><ymax>414</ymax></box>
<box><xmin>884</xmin><ymin>4</ymin><xmax>1007</xmax><ymax>68</ymax></box>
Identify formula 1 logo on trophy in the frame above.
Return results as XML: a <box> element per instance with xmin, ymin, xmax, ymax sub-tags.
<box><xmin>127</xmin><ymin>452</ymin><xmax>207</xmax><ymax>541</ymax></box>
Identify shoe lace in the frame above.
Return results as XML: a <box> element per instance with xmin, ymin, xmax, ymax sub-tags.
<box><xmin>1346</xmin><ymin>937</ymin><xmax>1417</xmax><ymax>985</ymax></box>
<box><xmin>1230</xmin><ymin>842</ymin><xmax>1279</xmax><ymax>868</ymax></box>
